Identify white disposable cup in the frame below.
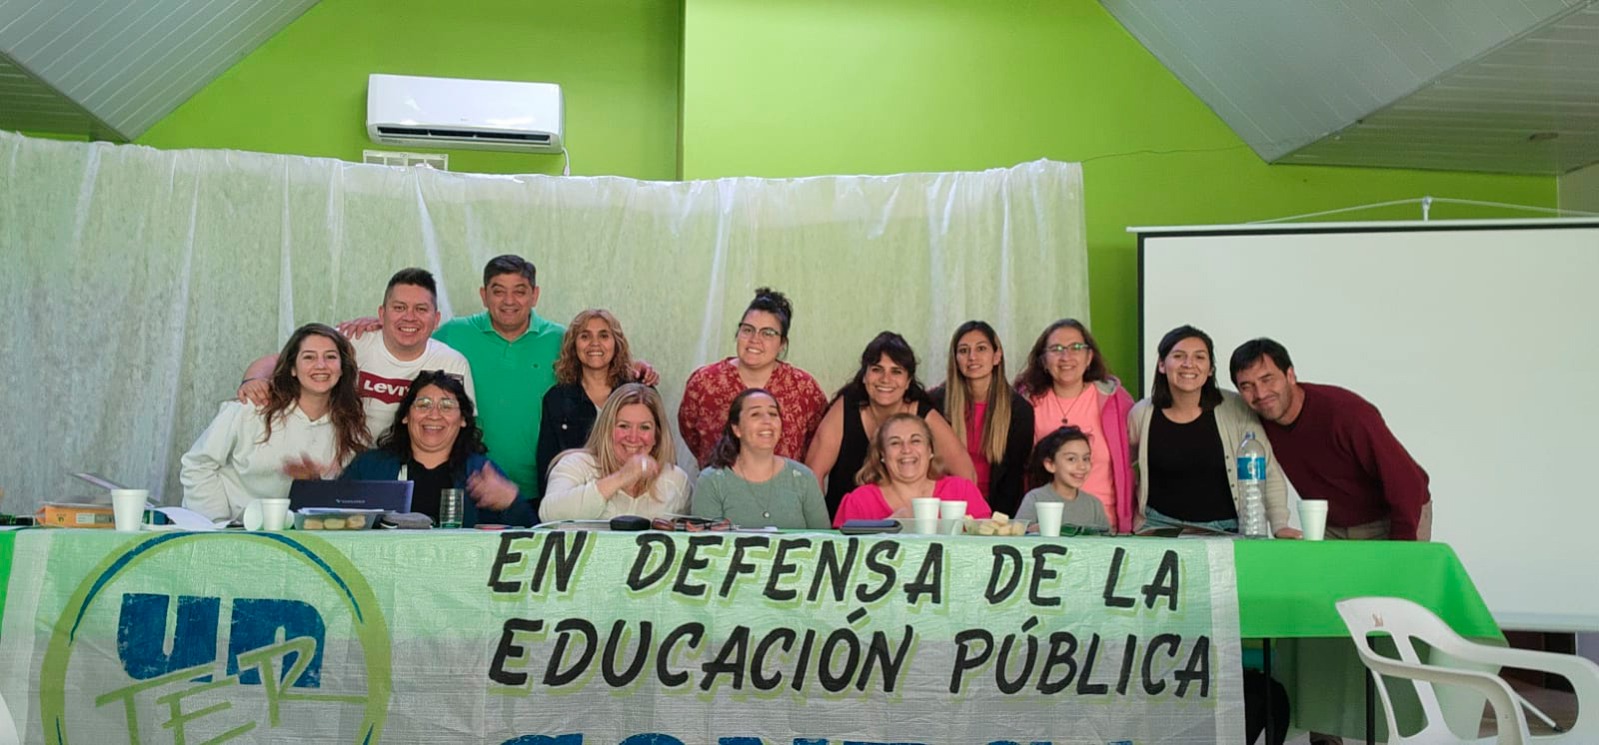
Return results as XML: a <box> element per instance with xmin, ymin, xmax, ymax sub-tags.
<box><xmin>1035</xmin><ymin>501</ymin><xmax>1065</xmax><ymax>537</ymax></box>
<box><xmin>911</xmin><ymin>497</ymin><xmax>940</xmax><ymax>535</ymax></box>
<box><xmin>111</xmin><ymin>489</ymin><xmax>148</xmax><ymax>532</ymax></box>
<box><xmin>260</xmin><ymin>498</ymin><xmax>291</xmax><ymax>531</ymax></box>
<box><xmin>1299</xmin><ymin>500</ymin><xmax>1329</xmax><ymax>541</ymax></box>
<box><xmin>939</xmin><ymin>499</ymin><xmax>966</xmax><ymax>535</ymax></box>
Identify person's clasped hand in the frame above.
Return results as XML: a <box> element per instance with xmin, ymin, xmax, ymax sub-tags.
<box><xmin>614</xmin><ymin>453</ymin><xmax>660</xmax><ymax>496</ymax></box>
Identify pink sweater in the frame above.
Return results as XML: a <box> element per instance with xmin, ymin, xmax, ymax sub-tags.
<box><xmin>832</xmin><ymin>476</ymin><xmax>992</xmax><ymax>528</ymax></box>
<box><xmin>1027</xmin><ymin>377</ymin><xmax>1136</xmax><ymax>533</ymax></box>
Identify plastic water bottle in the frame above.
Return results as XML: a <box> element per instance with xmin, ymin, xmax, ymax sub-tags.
<box><xmin>1237</xmin><ymin>433</ymin><xmax>1269</xmax><ymax>538</ymax></box>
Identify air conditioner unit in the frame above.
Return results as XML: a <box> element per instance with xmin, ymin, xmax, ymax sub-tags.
<box><xmin>366</xmin><ymin>73</ymin><xmax>564</xmax><ymax>153</ymax></box>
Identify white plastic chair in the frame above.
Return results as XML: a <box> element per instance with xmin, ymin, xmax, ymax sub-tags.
<box><xmin>1336</xmin><ymin>597</ymin><xmax>1599</xmax><ymax>744</ymax></box>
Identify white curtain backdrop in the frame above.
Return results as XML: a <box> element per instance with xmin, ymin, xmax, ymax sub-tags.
<box><xmin>0</xmin><ymin>131</ymin><xmax>1088</xmax><ymax>510</ymax></box>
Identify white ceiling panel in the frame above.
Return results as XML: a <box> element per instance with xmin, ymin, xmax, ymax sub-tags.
<box><xmin>0</xmin><ymin>52</ymin><xmax>105</xmax><ymax>136</ymax></box>
<box><xmin>1103</xmin><ymin>0</ymin><xmax>1599</xmax><ymax>174</ymax></box>
<box><xmin>0</xmin><ymin>0</ymin><xmax>318</xmax><ymax>140</ymax></box>
<box><xmin>1282</xmin><ymin>2</ymin><xmax>1599</xmax><ymax>173</ymax></box>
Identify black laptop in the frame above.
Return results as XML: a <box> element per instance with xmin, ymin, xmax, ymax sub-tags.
<box><xmin>288</xmin><ymin>480</ymin><xmax>414</xmax><ymax>512</ymax></box>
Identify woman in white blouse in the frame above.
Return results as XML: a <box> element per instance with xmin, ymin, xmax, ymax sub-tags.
<box><xmin>181</xmin><ymin>324</ymin><xmax>369</xmax><ymax>521</ymax></box>
<box><xmin>540</xmin><ymin>383</ymin><xmax>689</xmax><ymax>521</ymax></box>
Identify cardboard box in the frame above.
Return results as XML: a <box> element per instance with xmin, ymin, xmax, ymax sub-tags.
<box><xmin>37</xmin><ymin>503</ymin><xmax>116</xmax><ymax>529</ymax></box>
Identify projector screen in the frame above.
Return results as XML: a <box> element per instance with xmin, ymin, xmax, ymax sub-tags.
<box><xmin>1137</xmin><ymin>219</ymin><xmax>1599</xmax><ymax>632</ymax></box>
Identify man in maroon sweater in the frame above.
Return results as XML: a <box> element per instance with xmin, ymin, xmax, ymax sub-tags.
<box><xmin>1229</xmin><ymin>338</ymin><xmax>1431</xmax><ymax>541</ymax></box>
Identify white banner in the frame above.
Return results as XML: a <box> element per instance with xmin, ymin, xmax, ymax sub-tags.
<box><xmin>0</xmin><ymin>530</ymin><xmax>1243</xmax><ymax>744</ymax></box>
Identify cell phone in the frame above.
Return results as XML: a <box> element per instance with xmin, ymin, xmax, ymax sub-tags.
<box><xmin>839</xmin><ymin>519</ymin><xmax>902</xmax><ymax>535</ymax></box>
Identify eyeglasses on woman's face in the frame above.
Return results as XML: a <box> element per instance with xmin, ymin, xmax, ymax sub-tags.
<box><xmin>736</xmin><ymin>324</ymin><xmax>782</xmax><ymax>341</ymax></box>
<box><xmin>412</xmin><ymin>396</ymin><xmax>460</xmax><ymax>415</ymax></box>
<box><xmin>1046</xmin><ymin>342</ymin><xmax>1090</xmax><ymax>357</ymax></box>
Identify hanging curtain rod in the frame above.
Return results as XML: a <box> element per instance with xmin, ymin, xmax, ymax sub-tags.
<box><xmin>1249</xmin><ymin>196</ymin><xmax>1599</xmax><ymax>225</ymax></box>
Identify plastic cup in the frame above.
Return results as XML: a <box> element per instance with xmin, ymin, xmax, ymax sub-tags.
<box><xmin>1299</xmin><ymin>499</ymin><xmax>1329</xmax><ymax>541</ymax></box>
<box><xmin>440</xmin><ymin>488</ymin><xmax>465</xmax><ymax>529</ymax></box>
<box><xmin>1035</xmin><ymin>501</ymin><xmax>1065</xmax><ymax>537</ymax></box>
<box><xmin>111</xmin><ymin>489</ymin><xmax>148</xmax><ymax>532</ymax></box>
<box><xmin>911</xmin><ymin>497</ymin><xmax>940</xmax><ymax>535</ymax></box>
<box><xmin>260</xmin><ymin>498</ymin><xmax>291</xmax><ymax>531</ymax></box>
<box><xmin>939</xmin><ymin>500</ymin><xmax>966</xmax><ymax>535</ymax></box>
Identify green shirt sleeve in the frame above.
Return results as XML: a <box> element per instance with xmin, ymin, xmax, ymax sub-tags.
<box><xmin>691</xmin><ymin>470</ymin><xmax>723</xmax><ymax>519</ymax></box>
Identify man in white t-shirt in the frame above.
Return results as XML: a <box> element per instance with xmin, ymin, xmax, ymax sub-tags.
<box><xmin>238</xmin><ymin>268</ymin><xmax>474</xmax><ymax>438</ymax></box>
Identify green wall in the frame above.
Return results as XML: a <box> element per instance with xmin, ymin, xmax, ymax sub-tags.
<box><xmin>126</xmin><ymin>0</ymin><xmax>1555</xmax><ymax>386</ymax></box>
<box><xmin>138</xmin><ymin>0</ymin><xmax>682</xmax><ymax>179</ymax></box>
<box><xmin>679</xmin><ymin>0</ymin><xmax>1555</xmax><ymax>386</ymax></box>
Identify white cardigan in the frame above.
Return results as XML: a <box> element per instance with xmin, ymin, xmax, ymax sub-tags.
<box><xmin>539</xmin><ymin>451</ymin><xmax>690</xmax><ymax>522</ymax></box>
<box><xmin>1127</xmin><ymin>390</ymin><xmax>1290</xmax><ymax>532</ymax></box>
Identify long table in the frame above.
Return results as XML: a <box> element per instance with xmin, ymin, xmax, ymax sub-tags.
<box><xmin>0</xmin><ymin>530</ymin><xmax>1499</xmax><ymax>743</ymax></box>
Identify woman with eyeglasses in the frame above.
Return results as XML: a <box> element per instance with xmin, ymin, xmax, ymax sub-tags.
<box><xmin>342</xmin><ymin>370</ymin><xmax>533</xmax><ymax>527</ymax></box>
<box><xmin>928</xmin><ymin>321</ymin><xmax>1036</xmax><ymax>516</ymax></box>
<box><xmin>182</xmin><ymin>324</ymin><xmax>370</xmax><ymax>522</ymax></box>
<box><xmin>1129</xmin><ymin>325</ymin><xmax>1300</xmax><ymax>537</ymax></box>
<box><xmin>542</xmin><ymin>383</ymin><xmax>690</xmax><ymax>521</ymax></box>
<box><xmin>806</xmin><ymin>331</ymin><xmax>977</xmax><ymax>517</ymax></box>
<box><xmin>678</xmin><ymin>288</ymin><xmax>828</xmax><ymax>469</ymax></box>
<box><xmin>535</xmin><ymin>309</ymin><xmax>639</xmax><ymax>498</ymax></box>
<box><xmin>1013</xmin><ymin>319</ymin><xmax>1134</xmax><ymax>533</ymax></box>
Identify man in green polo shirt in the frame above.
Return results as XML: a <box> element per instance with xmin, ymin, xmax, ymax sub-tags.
<box><xmin>432</xmin><ymin>256</ymin><xmax>563</xmax><ymax>503</ymax></box>
<box><xmin>340</xmin><ymin>255</ymin><xmax>657</xmax><ymax>506</ymax></box>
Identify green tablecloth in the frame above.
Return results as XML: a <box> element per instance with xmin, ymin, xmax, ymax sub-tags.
<box><xmin>1233</xmin><ymin>539</ymin><xmax>1500</xmax><ymax>639</ymax></box>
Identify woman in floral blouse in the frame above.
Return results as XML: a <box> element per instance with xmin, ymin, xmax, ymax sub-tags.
<box><xmin>678</xmin><ymin>287</ymin><xmax>828</xmax><ymax>469</ymax></box>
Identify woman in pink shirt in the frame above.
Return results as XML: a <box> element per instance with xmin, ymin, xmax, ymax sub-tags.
<box><xmin>833</xmin><ymin>413</ymin><xmax>991</xmax><ymax>527</ymax></box>
<box><xmin>1014</xmin><ymin>319</ymin><xmax>1134</xmax><ymax>533</ymax></box>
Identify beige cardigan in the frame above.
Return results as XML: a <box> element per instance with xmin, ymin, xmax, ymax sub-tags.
<box><xmin>1128</xmin><ymin>390</ymin><xmax>1289</xmax><ymax>532</ymax></box>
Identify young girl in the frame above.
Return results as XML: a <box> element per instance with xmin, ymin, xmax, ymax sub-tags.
<box><xmin>1016</xmin><ymin>426</ymin><xmax>1111</xmax><ymax>533</ymax></box>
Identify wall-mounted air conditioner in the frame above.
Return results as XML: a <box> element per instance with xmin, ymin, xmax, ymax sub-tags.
<box><xmin>366</xmin><ymin>73</ymin><xmax>564</xmax><ymax>153</ymax></box>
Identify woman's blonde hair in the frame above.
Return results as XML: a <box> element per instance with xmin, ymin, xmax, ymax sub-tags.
<box><xmin>942</xmin><ymin>320</ymin><xmax>1013</xmax><ymax>466</ymax></box>
<box><xmin>579</xmin><ymin>383</ymin><xmax>677</xmax><ymax>495</ymax></box>
<box><xmin>553</xmin><ymin>309</ymin><xmax>635</xmax><ymax>387</ymax></box>
<box><xmin>855</xmin><ymin>413</ymin><xmax>944</xmax><ymax>487</ymax></box>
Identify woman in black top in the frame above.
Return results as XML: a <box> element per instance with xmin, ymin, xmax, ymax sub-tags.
<box><xmin>928</xmin><ymin>321</ymin><xmax>1035</xmax><ymax>516</ymax></box>
<box><xmin>804</xmin><ymin>331</ymin><xmax>975</xmax><ymax>517</ymax></box>
<box><xmin>1128</xmin><ymin>325</ymin><xmax>1294</xmax><ymax>535</ymax></box>
<box><xmin>535</xmin><ymin>309</ymin><xmax>637</xmax><ymax>497</ymax></box>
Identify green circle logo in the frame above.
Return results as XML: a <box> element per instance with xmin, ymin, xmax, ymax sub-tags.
<box><xmin>38</xmin><ymin>532</ymin><xmax>391</xmax><ymax>744</ymax></box>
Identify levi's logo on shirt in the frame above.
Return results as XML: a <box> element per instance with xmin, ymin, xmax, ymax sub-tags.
<box><xmin>358</xmin><ymin>372</ymin><xmax>412</xmax><ymax>404</ymax></box>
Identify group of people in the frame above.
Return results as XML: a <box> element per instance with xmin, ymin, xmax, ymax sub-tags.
<box><xmin>178</xmin><ymin>255</ymin><xmax>1432</xmax><ymax>545</ymax></box>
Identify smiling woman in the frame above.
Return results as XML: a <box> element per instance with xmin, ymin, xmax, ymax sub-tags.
<box><xmin>535</xmin><ymin>309</ymin><xmax>639</xmax><ymax>497</ymax></box>
<box><xmin>928</xmin><ymin>320</ymin><xmax>1036</xmax><ymax>516</ymax></box>
<box><xmin>1014</xmin><ymin>319</ymin><xmax>1134</xmax><ymax>532</ymax></box>
<box><xmin>540</xmin><ymin>383</ymin><xmax>690</xmax><ymax>521</ymax></box>
<box><xmin>691</xmin><ymin>388</ymin><xmax>831</xmax><ymax>529</ymax></box>
<box><xmin>831</xmin><ymin>414</ymin><xmax>991</xmax><ymax>527</ymax></box>
<box><xmin>1128</xmin><ymin>325</ymin><xmax>1293</xmax><ymax>537</ymax></box>
<box><xmin>341</xmin><ymin>370</ymin><xmax>532</xmax><ymax>527</ymax></box>
<box><xmin>805</xmin><ymin>331</ymin><xmax>977</xmax><ymax>518</ymax></box>
<box><xmin>181</xmin><ymin>323</ymin><xmax>370</xmax><ymax>522</ymax></box>
<box><xmin>678</xmin><ymin>288</ymin><xmax>828</xmax><ymax>469</ymax></box>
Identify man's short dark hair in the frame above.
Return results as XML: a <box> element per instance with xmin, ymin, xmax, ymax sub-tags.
<box><xmin>385</xmin><ymin>267</ymin><xmax>437</xmax><ymax>304</ymax></box>
<box><xmin>1229</xmin><ymin>338</ymin><xmax>1294</xmax><ymax>386</ymax></box>
<box><xmin>483</xmin><ymin>255</ymin><xmax>536</xmax><ymax>288</ymax></box>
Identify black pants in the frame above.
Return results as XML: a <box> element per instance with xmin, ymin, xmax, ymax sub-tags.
<box><xmin>1244</xmin><ymin>669</ymin><xmax>1290</xmax><ymax>745</ymax></box>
